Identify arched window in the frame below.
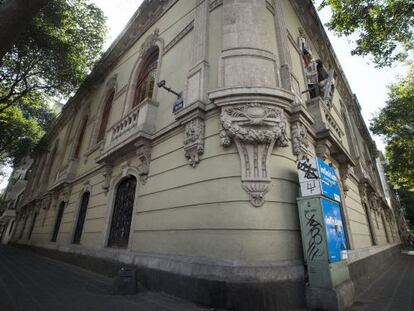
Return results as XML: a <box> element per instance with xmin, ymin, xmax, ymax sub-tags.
<box><xmin>108</xmin><ymin>176</ymin><xmax>137</xmax><ymax>248</ymax></box>
<box><xmin>97</xmin><ymin>91</ymin><xmax>115</xmax><ymax>142</ymax></box>
<box><xmin>51</xmin><ymin>202</ymin><xmax>65</xmax><ymax>242</ymax></box>
<box><xmin>73</xmin><ymin>192</ymin><xmax>90</xmax><ymax>244</ymax></box>
<box><xmin>28</xmin><ymin>212</ymin><xmax>38</xmax><ymax>240</ymax></box>
<box><xmin>73</xmin><ymin>117</ymin><xmax>88</xmax><ymax>159</ymax></box>
<box><xmin>19</xmin><ymin>216</ymin><xmax>28</xmax><ymax>240</ymax></box>
<box><xmin>133</xmin><ymin>49</ymin><xmax>159</xmax><ymax>107</ymax></box>
<box><xmin>363</xmin><ymin>204</ymin><xmax>376</xmax><ymax>246</ymax></box>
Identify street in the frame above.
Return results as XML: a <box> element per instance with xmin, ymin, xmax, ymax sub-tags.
<box><xmin>348</xmin><ymin>249</ymin><xmax>414</xmax><ymax>311</ymax></box>
<box><xmin>1</xmin><ymin>245</ymin><xmax>413</xmax><ymax>311</ymax></box>
<box><xmin>0</xmin><ymin>246</ymin><xmax>210</xmax><ymax>311</ymax></box>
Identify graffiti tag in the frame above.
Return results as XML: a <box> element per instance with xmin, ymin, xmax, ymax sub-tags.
<box><xmin>297</xmin><ymin>161</ymin><xmax>319</xmax><ymax>179</ymax></box>
<box><xmin>305</xmin><ymin>210</ymin><xmax>323</xmax><ymax>261</ymax></box>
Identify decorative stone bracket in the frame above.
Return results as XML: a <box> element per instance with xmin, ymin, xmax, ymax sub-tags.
<box><xmin>136</xmin><ymin>144</ymin><xmax>152</xmax><ymax>184</ymax></box>
<box><xmin>184</xmin><ymin>118</ymin><xmax>205</xmax><ymax>167</ymax></box>
<box><xmin>102</xmin><ymin>165</ymin><xmax>113</xmax><ymax>193</ymax></box>
<box><xmin>291</xmin><ymin>121</ymin><xmax>309</xmax><ymax>161</ymax></box>
<box><xmin>220</xmin><ymin>103</ymin><xmax>289</xmax><ymax>207</ymax></box>
<box><xmin>339</xmin><ymin>164</ymin><xmax>351</xmax><ymax>193</ymax></box>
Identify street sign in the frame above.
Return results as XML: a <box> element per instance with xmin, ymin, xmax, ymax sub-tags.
<box><xmin>297</xmin><ymin>157</ymin><xmax>341</xmax><ymax>202</ymax></box>
<box><xmin>173</xmin><ymin>97</ymin><xmax>184</xmax><ymax>113</ymax></box>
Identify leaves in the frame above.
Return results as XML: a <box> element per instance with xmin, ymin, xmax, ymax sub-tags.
<box><xmin>317</xmin><ymin>0</ymin><xmax>414</xmax><ymax>67</ymax></box>
<box><xmin>371</xmin><ymin>68</ymin><xmax>414</xmax><ymax>191</ymax></box>
<box><xmin>0</xmin><ymin>0</ymin><xmax>106</xmax><ymax>164</ymax></box>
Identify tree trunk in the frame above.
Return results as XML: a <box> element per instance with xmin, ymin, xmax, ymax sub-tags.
<box><xmin>0</xmin><ymin>0</ymin><xmax>50</xmax><ymax>61</ymax></box>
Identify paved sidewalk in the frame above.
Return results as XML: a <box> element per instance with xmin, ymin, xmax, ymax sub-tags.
<box><xmin>347</xmin><ymin>248</ymin><xmax>414</xmax><ymax>311</ymax></box>
<box><xmin>0</xmin><ymin>246</ymin><xmax>212</xmax><ymax>311</ymax></box>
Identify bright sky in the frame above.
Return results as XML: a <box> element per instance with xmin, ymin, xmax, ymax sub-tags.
<box><xmin>0</xmin><ymin>1</ymin><xmax>408</xmax><ymax>191</ymax></box>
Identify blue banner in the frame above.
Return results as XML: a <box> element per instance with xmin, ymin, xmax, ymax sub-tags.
<box><xmin>317</xmin><ymin>158</ymin><xmax>341</xmax><ymax>202</ymax></box>
<box><xmin>321</xmin><ymin>198</ymin><xmax>347</xmax><ymax>263</ymax></box>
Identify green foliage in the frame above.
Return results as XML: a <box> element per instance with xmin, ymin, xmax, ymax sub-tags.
<box><xmin>0</xmin><ymin>0</ymin><xmax>106</xmax><ymax>110</ymax></box>
<box><xmin>0</xmin><ymin>0</ymin><xmax>106</xmax><ymax>164</ymax></box>
<box><xmin>398</xmin><ymin>188</ymin><xmax>414</xmax><ymax>230</ymax></box>
<box><xmin>0</xmin><ymin>105</ymin><xmax>45</xmax><ymax>165</ymax></box>
<box><xmin>318</xmin><ymin>0</ymin><xmax>414</xmax><ymax>67</ymax></box>
<box><xmin>371</xmin><ymin>69</ymin><xmax>414</xmax><ymax>191</ymax></box>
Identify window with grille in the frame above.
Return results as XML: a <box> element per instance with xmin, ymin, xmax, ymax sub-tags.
<box><xmin>51</xmin><ymin>202</ymin><xmax>65</xmax><ymax>242</ymax></box>
<box><xmin>74</xmin><ymin>117</ymin><xmax>88</xmax><ymax>159</ymax></box>
<box><xmin>73</xmin><ymin>192</ymin><xmax>90</xmax><ymax>244</ymax></box>
<box><xmin>108</xmin><ymin>176</ymin><xmax>137</xmax><ymax>248</ymax></box>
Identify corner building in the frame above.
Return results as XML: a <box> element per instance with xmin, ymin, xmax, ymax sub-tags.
<box><xmin>13</xmin><ymin>1</ymin><xmax>402</xmax><ymax>310</ymax></box>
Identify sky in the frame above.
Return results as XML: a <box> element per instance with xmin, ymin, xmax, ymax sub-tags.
<box><xmin>0</xmin><ymin>0</ymin><xmax>409</xmax><ymax>191</ymax></box>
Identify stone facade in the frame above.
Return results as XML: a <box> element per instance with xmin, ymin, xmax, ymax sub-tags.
<box><xmin>9</xmin><ymin>0</ymin><xmax>403</xmax><ymax>310</ymax></box>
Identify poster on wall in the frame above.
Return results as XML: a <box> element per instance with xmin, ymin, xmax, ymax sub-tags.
<box><xmin>297</xmin><ymin>157</ymin><xmax>341</xmax><ymax>202</ymax></box>
<box><xmin>321</xmin><ymin>198</ymin><xmax>348</xmax><ymax>263</ymax></box>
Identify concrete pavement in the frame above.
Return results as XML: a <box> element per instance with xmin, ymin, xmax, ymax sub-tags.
<box><xmin>347</xmin><ymin>248</ymin><xmax>414</xmax><ymax>311</ymax></box>
<box><xmin>0</xmin><ymin>246</ymin><xmax>213</xmax><ymax>311</ymax></box>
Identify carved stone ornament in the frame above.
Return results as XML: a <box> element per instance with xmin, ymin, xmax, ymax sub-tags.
<box><xmin>184</xmin><ymin>118</ymin><xmax>205</xmax><ymax>167</ymax></box>
<box><xmin>137</xmin><ymin>145</ymin><xmax>152</xmax><ymax>184</ymax></box>
<box><xmin>140</xmin><ymin>28</ymin><xmax>159</xmax><ymax>56</ymax></box>
<box><xmin>291</xmin><ymin>121</ymin><xmax>309</xmax><ymax>161</ymax></box>
<box><xmin>102</xmin><ymin>165</ymin><xmax>113</xmax><ymax>193</ymax></box>
<box><xmin>220</xmin><ymin>103</ymin><xmax>289</xmax><ymax>207</ymax></box>
<box><xmin>339</xmin><ymin>164</ymin><xmax>351</xmax><ymax>193</ymax></box>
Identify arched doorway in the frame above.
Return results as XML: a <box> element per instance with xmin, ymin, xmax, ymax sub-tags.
<box><xmin>73</xmin><ymin>192</ymin><xmax>90</xmax><ymax>244</ymax></box>
<box><xmin>51</xmin><ymin>202</ymin><xmax>65</xmax><ymax>242</ymax></box>
<box><xmin>108</xmin><ymin>176</ymin><xmax>137</xmax><ymax>248</ymax></box>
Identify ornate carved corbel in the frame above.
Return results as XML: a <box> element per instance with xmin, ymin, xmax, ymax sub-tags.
<box><xmin>61</xmin><ymin>185</ymin><xmax>72</xmax><ymax>204</ymax></box>
<box><xmin>137</xmin><ymin>145</ymin><xmax>152</xmax><ymax>184</ymax></box>
<box><xmin>220</xmin><ymin>103</ymin><xmax>289</xmax><ymax>207</ymax></box>
<box><xmin>315</xmin><ymin>140</ymin><xmax>331</xmax><ymax>161</ymax></box>
<box><xmin>291</xmin><ymin>121</ymin><xmax>309</xmax><ymax>161</ymax></box>
<box><xmin>184</xmin><ymin>118</ymin><xmax>205</xmax><ymax>167</ymax></box>
<box><xmin>339</xmin><ymin>164</ymin><xmax>351</xmax><ymax>193</ymax></box>
<box><xmin>102</xmin><ymin>165</ymin><xmax>113</xmax><ymax>193</ymax></box>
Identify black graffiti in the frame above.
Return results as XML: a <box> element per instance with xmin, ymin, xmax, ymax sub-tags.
<box><xmin>305</xmin><ymin>210</ymin><xmax>323</xmax><ymax>261</ymax></box>
<box><xmin>297</xmin><ymin>161</ymin><xmax>319</xmax><ymax>179</ymax></box>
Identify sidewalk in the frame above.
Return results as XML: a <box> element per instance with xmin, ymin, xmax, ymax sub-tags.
<box><xmin>0</xmin><ymin>246</ymin><xmax>213</xmax><ymax>311</ymax></box>
<box><xmin>347</xmin><ymin>247</ymin><xmax>414</xmax><ymax>311</ymax></box>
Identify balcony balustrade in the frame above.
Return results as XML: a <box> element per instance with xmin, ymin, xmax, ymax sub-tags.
<box><xmin>307</xmin><ymin>97</ymin><xmax>343</xmax><ymax>142</ymax></box>
<box><xmin>98</xmin><ymin>98</ymin><xmax>158</xmax><ymax>162</ymax></box>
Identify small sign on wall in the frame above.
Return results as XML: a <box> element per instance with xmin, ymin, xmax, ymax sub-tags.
<box><xmin>297</xmin><ymin>157</ymin><xmax>341</xmax><ymax>202</ymax></box>
<box><xmin>173</xmin><ymin>97</ymin><xmax>184</xmax><ymax>113</ymax></box>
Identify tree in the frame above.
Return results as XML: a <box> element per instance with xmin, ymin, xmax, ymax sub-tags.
<box><xmin>397</xmin><ymin>188</ymin><xmax>414</xmax><ymax>230</ymax></box>
<box><xmin>0</xmin><ymin>0</ymin><xmax>106</xmax><ymax>164</ymax></box>
<box><xmin>318</xmin><ymin>0</ymin><xmax>414</xmax><ymax>67</ymax></box>
<box><xmin>319</xmin><ymin>0</ymin><xmax>414</xmax><ymax>225</ymax></box>
<box><xmin>0</xmin><ymin>0</ymin><xmax>50</xmax><ymax>61</ymax></box>
<box><xmin>371</xmin><ymin>69</ymin><xmax>414</xmax><ymax>191</ymax></box>
<box><xmin>0</xmin><ymin>0</ymin><xmax>107</xmax><ymax>113</ymax></box>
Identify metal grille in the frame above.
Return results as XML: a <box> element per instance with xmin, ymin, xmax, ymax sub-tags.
<box><xmin>73</xmin><ymin>192</ymin><xmax>90</xmax><ymax>244</ymax></box>
<box><xmin>108</xmin><ymin>176</ymin><xmax>137</xmax><ymax>248</ymax></box>
<box><xmin>51</xmin><ymin>202</ymin><xmax>65</xmax><ymax>242</ymax></box>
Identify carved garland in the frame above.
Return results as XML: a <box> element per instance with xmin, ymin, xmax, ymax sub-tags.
<box><xmin>184</xmin><ymin>118</ymin><xmax>205</xmax><ymax>168</ymax></box>
<box><xmin>291</xmin><ymin>121</ymin><xmax>309</xmax><ymax>161</ymax></box>
<box><xmin>137</xmin><ymin>145</ymin><xmax>152</xmax><ymax>184</ymax></box>
<box><xmin>220</xmin><ymin>103</ymin><xmax>289</xmax><ymax>207</ymax></box>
